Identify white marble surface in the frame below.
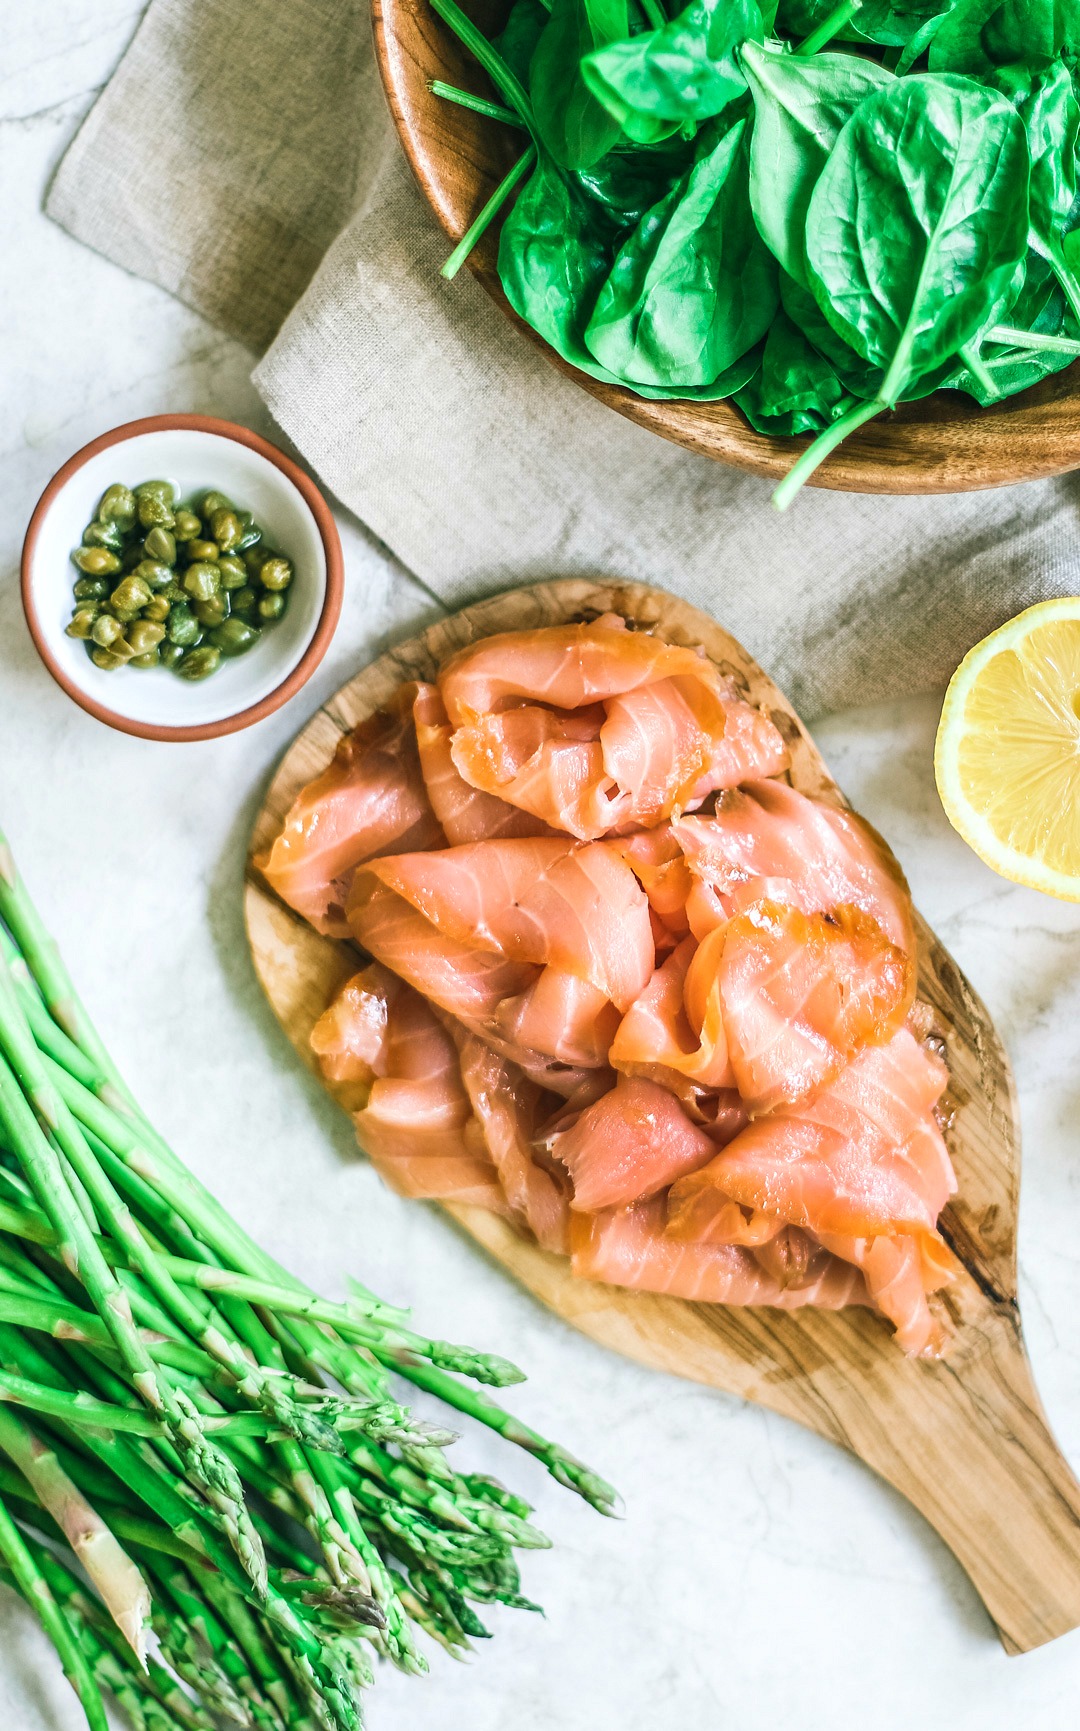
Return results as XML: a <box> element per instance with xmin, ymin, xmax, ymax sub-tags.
<box><xmin>4</xmin><ymin>9</ymin><xmax>1080</xmax><ymax>1730</ymax></box>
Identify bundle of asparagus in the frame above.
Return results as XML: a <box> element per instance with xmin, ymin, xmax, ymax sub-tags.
<box><xmin>0</xmin><ymin>827</ymin><xmax>614</xmax><ymax>1731</ymax></box>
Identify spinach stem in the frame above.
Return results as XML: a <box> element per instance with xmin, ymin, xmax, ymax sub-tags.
<box><xmin>428</xmin><ymin>0</ymin><xmax>535</xmax><ymax>129</ymax></box>
<box><xmin>430</xmin><ymin>81</ymin><xmax>527</xmax><ymax>128</ymax></box>
<box><xmin>793</xmin><ymin>0</ymin><xmax>860</xmax><ymax>55</ymax></box>
<box><xmin>441</xmin><ymin>147</ymin><xmax>538</xmax><ymax>280</ymax></box>
<box><xmin>959</xmin><ymin>341</ymin><xmax>1002</xmax><ymax>402</ymax></box>
<box><xmin>986</xmin><ymin>323</ymin><xmax>1080</xmax><ymax>356</ymax></box>
<box><xmin>771</xmin><ymin>394</ymin><xmax>885</xmax><ymax>511</ymax></box>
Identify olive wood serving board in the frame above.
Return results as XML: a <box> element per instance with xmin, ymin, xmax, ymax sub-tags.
<box><xmin>371</xmin><ymin>0</ymin><xmax>1080</xmax><ymax>495</ymax></box>
<box><xmin>246</xmin><ymin>578</ymin><xmax>1080</xmax><ymax>1653</ymax></box>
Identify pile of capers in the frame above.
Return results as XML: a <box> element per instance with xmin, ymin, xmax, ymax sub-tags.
<box><xmin>66</xmin><ymin>481</ymin><xmax>294</xmax><ymax>681</ymax></box>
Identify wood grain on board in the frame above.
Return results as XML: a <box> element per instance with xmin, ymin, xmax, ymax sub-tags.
<box><xmin>370</xmin><ymin>0</ymin><xmax>1080</xmax><ymax>494</ymax></box>
<box><xmin>247</xmin><ymin>578</ymin><xmax>1080</xmax><ymax>1653</ymax></box>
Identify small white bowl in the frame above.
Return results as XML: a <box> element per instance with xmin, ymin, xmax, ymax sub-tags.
<box><xmin>21</xmin><ymin>415</ymin><xmax>343</xmax><ymax>741</ymax></box>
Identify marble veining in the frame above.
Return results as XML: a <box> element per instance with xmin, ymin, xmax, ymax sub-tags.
<box><xmin>2</xmin><ymin>8</ymin><xmax>1080</xmax><ymax>1728</ymax></box>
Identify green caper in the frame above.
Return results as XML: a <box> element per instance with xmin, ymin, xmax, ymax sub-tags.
<box><xmin>209</xmin><ymin>618</ymin><xmax>258</xmax><ymax>657</ymax></box>
<box><xmin>81</xmin><ymin>520</ymin><xmax>125</xmax><ymax>552</ymax></box>
<box><xmin>182</xmin><ymin>562</ymin><xmax>220</xmax><ymax>602</ymax></box>
<box><xmin>108</xmin><ymin>634</ymin><xmax>137</xmax><ymax>661</ymax></box>
<box><xmin>90</xmin><ymin>646</ymin><xmax>126</xmax><ymax>671</ymax></box>
<box><xmin>175</xmin><ymin>646</ymin><xmax>221</xmax><ymax>681</ymax></box>
<box><xmin>129</xmin><ymin>650</ymin><xmax>160</xmax><ymax>669</ymax></box>
<box><xmin>142</xmin><ymin>527</ymin><xmax>176</xmax><ymax>565</ymax></box>
<box><xmin>234</xmin><ymin>515</ymin><xmax>263</xmax><ymax>553</ymax></box>
<box><xmin>136</xmin><ymin>492</ymin><xmax>176</xmax><ymax>531</ymax></box>
<box><xmin>132</xmin><ymin>560</ymin><xmax>172</xmax><ymax>590</ymax></box>
<box><xmin>91</xmin><ymin>614</ymin><xmax>124</xmax><ymax>649</ymax></box>
<box><xmin>161</xmin><ymin>581</ymin><xmax>189</xmax><ymax>604</ymax></box>
<box><xmin>125</xmin><ymin>620</ymin><xmax>165</xmax><ymax>656</ymax></box>
<box><xmin>166</xmin><ymin>605</ymin><xmax>201</xmax><ymax>648</ymax></box>
<box><xmin>159</xmin><ymin>641</ymin><xmax>186</xmax><ymax>670</ymax></box>
<box><xmin>198</xmin><ymin>490</ymin><xmax>233</xmax><ymax>518</ymax></box>
<box><xmin>209</xmin><ymin>509</ymin><xmax>242</xmax><ymax>552</ymax></box>
<box><xmin>173</xmin><ymin>509</ymin><xmax>202</xmax><ymax>542</ymax></box>
<box><xmin>193</xmin><ymin>595</ymin><xmax>229</xmax><ymax>628</ymax></box>
<box><xmin>242</xmin><ymin>545</ymin><xmax>266</xmax><ymax>575</ymax></box>
<box><xmin>109</xmin><ymin>576</ymin><xmax>152</xmax><ymax>614</ymax></box>
<box><xmin>73</xmin><ymin>576</ymin><xmax>109</xmax><ymax>602</ymax></box>
<box><xmin>256</xmin><ymin>556</ymin><xmax>293</xmax><ymax>592</ymax></box>
<box><xmin>135</xmin><ymin>479</ymin><xmax>177</xmax><ymax>504</ymax></box>
<box><xmin>143</xmin><ymin>595</ymin><xmax>171</xmax><ymax>623</ymax></box>
<box><xmin>66</xmin><ymin>609</ymin><xmax>99</xmax><ymax>641</ymax></box>
<box><xmin>122</xmin><ymin>542</ymin><xmax>146</xmax><ymax>570</ymax></box>
<box><xmin>97</xmin><ymin>484</ymin><xmax>136</xmax><ymax>527</ymax></box>
<box><xmin>257</xmin><ymin>591</ymin><xmax>286</xmax><ymax>622</ymax></box>
<box><xmin>230</xmin><ymin>585</ymin><xmax>258</xmax><ymax>616</ymax></box>
<box><xmin>186</xmin><ymin>539</ymin><xmax>219</xmax><ymax>563</ymax></box>
<box><xmin>217</xmin><ymin>555</ymin><xmax>247</xmax><ymax>590</ymax></box>
<box><xmin>72</xmin><ymin>546</ymin><xmax>121</xmax><ymax>577</ymax></box>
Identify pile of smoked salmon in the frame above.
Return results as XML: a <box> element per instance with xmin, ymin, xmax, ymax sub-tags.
<box><xmin>260</xmin><ymin>615</ymin><xmax>957</xmax><ymax>1356</ymax></box>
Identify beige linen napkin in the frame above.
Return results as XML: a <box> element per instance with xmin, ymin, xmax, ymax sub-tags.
<box><xmin>48</xmin><ymin>0</ymin><xmax>1080</xmax><ymax>716</ymax></box>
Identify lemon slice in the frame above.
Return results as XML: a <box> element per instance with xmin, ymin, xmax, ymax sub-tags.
<box><xmin>934</xmin><ymin>598</ymin><xmax>1080</xmax><ymax>900</ymax></box>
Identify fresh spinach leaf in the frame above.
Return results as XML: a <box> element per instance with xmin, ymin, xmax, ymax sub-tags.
<box><xmin>581</xmin><ymin>0</ymin><xmax>764</xmax><ymax>143</ymax></box>
<box><xmin>492</xmin><ymin>0</ymin><xmax>550</xmax><ymax>85</ymax></box>
<box><xmin>928</xmin><ymin>0</ymin><xmax>1068</xmax><ymax>72</ymax></box>
<box><xmin>991</xmin><ymin>61</ymin><xmax>1080</xmax><ymax>321</ymax></box>
<box><xmin>499</xmin><ymin>151</ymin><xmax>764</xmax><ymax>398</ymax></box>
<box><xmin>584</xmin><ymin>117</ymin><xmax>778</xmax><ymax>385</ymax></box>
<box><xmin>530</xmin><ymin>0</ymin><xmax>631</xmax><ymax>169</ymax></box>
<box><xmin>741</xmin><ymin>41</ymin><xmax>893</xmax><ymax>285</ymax></box>
<box><xmin>805</xmin><ymin>74</ymin><xmax>1030</xmax><ymax>404</ymax></box>
<box><xmin>733</xmin><ymin>308</ymin><xmax>854</xmax><ymax>432</ymax></box>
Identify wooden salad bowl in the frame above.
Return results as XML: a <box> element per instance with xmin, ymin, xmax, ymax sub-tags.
<box><xmin>246</xmin><ymin>579</ymin><xmax>1080</xmax><ymax>1653</ymax></box>
<box><xmin>371</xmin><ymin>0</ymin><xmax>1080</xmax><ymax>494</ymax></box>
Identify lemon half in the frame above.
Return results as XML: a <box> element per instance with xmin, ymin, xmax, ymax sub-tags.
<box><xmin>934</xmin><ymin>598</ymin><xmax>1080</xmax><ymax>901</ymax></box>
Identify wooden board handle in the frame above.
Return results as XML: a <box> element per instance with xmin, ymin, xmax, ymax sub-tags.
<box><xmin>821</xmin><ymin>1308</ymin><xmax>1080</xmax><ymax>1653</ymax></box>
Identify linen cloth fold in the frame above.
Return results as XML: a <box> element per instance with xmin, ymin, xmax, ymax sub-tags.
<box><xmin>47</xmin><ymin>0</ymin><xmax>1080</xmax><ymax>716</ymax></box>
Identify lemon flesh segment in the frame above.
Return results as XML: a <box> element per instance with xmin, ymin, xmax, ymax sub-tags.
<box><xmin>936</xmin><ymin>605</ymin><xmax>1080</xmax><ymax>899</ymax></box>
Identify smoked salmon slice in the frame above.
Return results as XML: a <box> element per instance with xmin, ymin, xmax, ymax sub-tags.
<box><xmin>439</xmin><ymin>618</ymin><xmax>788</xmax><ymax>840</ymax></box>
<box><xmin>674</xmin><ymin>779</ymin><xmax>916</xmax><ymax>959</ymax></box>
<box><xmin>312</xmin><ymin>967</ymin><xmax>507</xmax><ymax>1210</ymax></box>
<box><xmin>310</xmin><ymin>964</ymin><xmax>393</xmax><ymax>1089</ymax></box>
<box><xmin>609</xmin><ymin>936</ymin><xmax>736</xmax><ymax>1091</ymax></box>
<box><xmin>553</xmin><ymin>1074</ymin><xmax>716</xmax><ymax>1212</ymax></box>
<box><xmin>349</xmin><ymin>875</ymin><xmax>538</xmax><ymax>1026</ymax></box>
<box><xmin>354</xmin><ymin>837</ymin><xmax>654</xmax><ymax>1013</ymax></box>
<box><xmin>259</xmin><ymin>687</ymin><xmax>445</xmax><ymax>936</ymax></box>
<box><xmin>454</xmin><ymin>1032</ymin><xmax>572</xmax><ymax>1253</ymax></box>
<box><xmin>412</xmin><ymin>683</ymin><xmax>556</xmax><ymax>843</ymax></box>
<box><xmin>571</xmin><ymin>1198</ymin><xmax>868</xmax><ymax>1309</ymax></box>
<box><xmin>816</xmin><ymin>1230</ymin><xmax>955</xmax><ymax>1356</ymax></box>
<box><xmin>717</xmin><ymin>901</ymin><xmax>914</xmax><ymax>1113</ymax></box>
<box><xmin>666</xmin><ymin>1029</ymin><xmax>955</xmax><ymax>1243</ymax></box>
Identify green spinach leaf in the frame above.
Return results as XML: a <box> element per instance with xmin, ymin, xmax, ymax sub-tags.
<box><xmin>928</xmin><ymin>0</ymin><xmax>1069</xmax><ymax>72</ymax></box>
<box><xmin>492</xmin><ymin>0</ymin><xmax>550</xmax><ymax>85</ymax></box>
<box><xmin>805</xmin><ymin>74</ymin><xmax>1030</xmax><ymax>404</ymax></box>
<box><xmin>581</xmin><ymin>0</ymin><xmax>764</xmax><ymax>143</ymax></box>
<box><xmin>499</xmin><ymin>151</ymin><xmax>763</xmax><ymax>397</ymax></box>
<box><xmin>733</xmin><ymin>309</ymin><xmax>854</xmax><ymax>433</ymax></box>
<box><xmin>530</xmin><ymin>0</ymin><xmax>631</xmax><ymax>169</ymax></box>
<box><xmin>585</xmin><ymin>117</ymin><xmax>778</xmax><ymax>385</ymax></box>
<box><xmin>741</xmin><ymin>40</ymin><xmax>893</xmax><ymax>285</ymax></box>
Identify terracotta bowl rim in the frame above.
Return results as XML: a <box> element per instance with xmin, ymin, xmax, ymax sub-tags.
<box><xmin>20</xmin><ymin>413</ymin><xmax>344</xmax><ymax>743</ymax></box>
